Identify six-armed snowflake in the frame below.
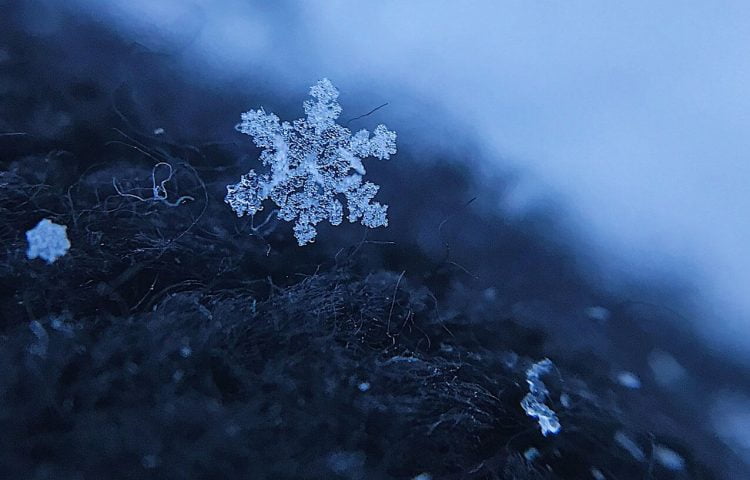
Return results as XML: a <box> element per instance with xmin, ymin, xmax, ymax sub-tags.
<box><xmin>225</xmin><ymin>79</ymin><xmax>397</xmax><ymax>245</ymax></box>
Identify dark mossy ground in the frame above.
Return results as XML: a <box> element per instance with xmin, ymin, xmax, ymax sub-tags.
<box><xmin>1</xmin><ymin>4</ymin><xmax>748</xmax><ymax>479</ymax></box>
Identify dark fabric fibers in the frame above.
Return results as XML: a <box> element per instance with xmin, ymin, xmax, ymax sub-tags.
<box><xmin>0</xmin><ymin>5</ymin><xmax>745</xmax><ymax>479</ymax></box>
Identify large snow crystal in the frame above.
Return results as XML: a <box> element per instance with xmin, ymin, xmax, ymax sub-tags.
<box><xmin>25</xmin><ymin>218</ymin><xmax>70</xmax><ymax>264</ymax></box>
<box><xmin>226</xmin><ymin>79</ymin><xmax>397</xmax><ymax>245</ymax></box>
<box><xmin>521</xmin><ymin>358</ymin><xmax>561</xmax><ymax>436</ymax></box>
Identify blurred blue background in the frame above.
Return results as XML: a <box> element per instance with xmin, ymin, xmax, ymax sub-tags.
<box><xmin>57</xmin><ymin>0</ymin><xmax>750</xmax><ymax>357</ymax></box>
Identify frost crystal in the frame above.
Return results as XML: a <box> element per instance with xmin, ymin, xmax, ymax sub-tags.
<box><xmin>25</xmin><ymin>218</ymin><xmax>70</xmax><ymax>264</ymax></box>
<box><xmin>521</xmin><ymin>358</ymin><xmax>561</xmax><ymax>436</ymax></box>
<box><xmin>226</xmin><ymin>78</ymin><xmax>397</xmax><ymax>245</ymax></box>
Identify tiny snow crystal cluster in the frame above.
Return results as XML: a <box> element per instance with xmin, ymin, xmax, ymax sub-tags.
<box><xmin>25</xmin><ymin>218</ymin><xmax>70</xmax><ymax>264</ymax></box>
<box><xmin>225</xmin><ymin>79</ymin><xmax>397</xmax><ymax>245</ymax></box>
<box><xmin>521</xmin><ymin>358</ymin><xmax>561</xmax><ymax>436</ymax></box>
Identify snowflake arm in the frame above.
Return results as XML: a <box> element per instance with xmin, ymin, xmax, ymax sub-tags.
<box><xmin>303</xmin><ymin>78</ymin><xmax>342</xmax><ymax>132</ymax></box>
<box><xmin>370</xmin><ymin>124</ymin><xmax>397</xmax><ymax>160</ymax></box>
<box><xmin>225</xmin><ymin>171</ymin><xmax>267</xmax><ymax>217</ymax></box>
<box><xmin>344</xmin><ymin>181</ymin><xmax>388</xmax><ymax>228</ymax></box>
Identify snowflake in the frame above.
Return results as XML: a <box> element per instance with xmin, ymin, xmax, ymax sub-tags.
<box><xmin>520</xmin><ymin>358</ymin><xmax>561</xmax><ymax>436</ymax></box>
<box><xmin>225</xmin><ymin>79</ymin><xmax>397</xmax><ymax>245</ymax></box>
<box><xmin>25</xmin><ymin>218</ymin><xmax>70</xmax><ymax>264</ymax></box>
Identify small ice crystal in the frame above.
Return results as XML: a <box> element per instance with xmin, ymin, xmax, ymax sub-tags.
<box><xmin>521</xmin><ymin>358</ymin><xmax>561</xmax><ymax>436</ymax></box>
<box><xmin>26</xmin><ymin>218</ymin><xmax>70</xmax><ymax>264</ymax></box>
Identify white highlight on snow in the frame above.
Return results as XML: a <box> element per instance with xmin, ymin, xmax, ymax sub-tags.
<box><xmin>615</xmin><ymin>371</ymin><xmax>642</xmax><ymax>389</ymax></box>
